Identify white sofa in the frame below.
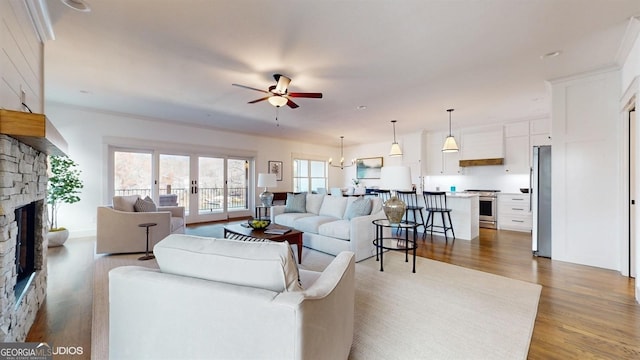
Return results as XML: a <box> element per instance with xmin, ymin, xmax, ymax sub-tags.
<box><xmin>271</xmin><ymin>193</ymin><xmax>387</xmax><ymax>262</ymax></box>
<box><xmin>96</xmin><ymin>195</ymin><xmax>185</xmax><ymax>254</ymax></box>
<box><xmin>109</xmin><ymin>234</ymin><xmax>355</xmax><ymax>360</ymax></box>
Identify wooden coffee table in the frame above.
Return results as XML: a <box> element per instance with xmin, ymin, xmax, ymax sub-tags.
<box><xmin>223</xmin><ymin>223</ymin><xmax>303</xmax><ymax>264</ymax></box>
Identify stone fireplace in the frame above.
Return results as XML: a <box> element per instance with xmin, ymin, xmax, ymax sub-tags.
<box><xmin>0</xmin><ymin>134</ymin><xmax>48</xmax><ymax>341</ymax></box>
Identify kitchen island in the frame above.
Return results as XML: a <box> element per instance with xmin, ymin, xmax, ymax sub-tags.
<box><xmin>418</xmin><ymin>192</ymin><xmax>479</xmax><ymax>241</ymax></box>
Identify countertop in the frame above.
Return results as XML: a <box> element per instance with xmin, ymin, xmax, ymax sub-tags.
<box><xmin>446</xmin><ymin>192</ymin><xmax>479</xmax><ymax>198</ymax></box>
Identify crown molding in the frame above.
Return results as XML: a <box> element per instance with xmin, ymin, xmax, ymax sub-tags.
<box><xmin>25</xmin><ymin>0</ymin><xmax>55</xmax><ymax>42</ymax></box>
<box><xmin>615</xmin><ymin>16</ymin><xmax>640</xmax><ymax>66</ymax></box>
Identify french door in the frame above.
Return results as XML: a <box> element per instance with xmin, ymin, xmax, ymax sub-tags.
<box><xmin>112</xmin><ymin>148</ymin><xmax>251</xmax><ymax>224</ymax></box>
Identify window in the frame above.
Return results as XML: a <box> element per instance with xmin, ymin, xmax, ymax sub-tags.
<box><xmin>293</xmin><ymin>158</ymin><xmax>327</xmax><ymax>193</ymax></box>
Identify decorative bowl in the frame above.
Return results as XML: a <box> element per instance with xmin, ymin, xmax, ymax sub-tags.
<box><xmin>248</xmin><ymin>218</ymin><xmax>271</xmax><ymax>230</ymax></box>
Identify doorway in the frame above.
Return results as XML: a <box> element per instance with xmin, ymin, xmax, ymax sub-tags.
<box><xmin>112</xmin><ymin>148</ymin><xmax>252</xmax><ymax>224</ymax></box>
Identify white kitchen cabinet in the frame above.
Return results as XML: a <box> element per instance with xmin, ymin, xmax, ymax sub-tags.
<box><xmin>498</xmin><ymin>193</ymin><xmax>532</xmax><ymax>232</ymax></box>
<box><xmin>531</xmin><ymin>133</ymin><xmax>552</xmax><ymax>146</ymax></box>
<box><xmin>504</xmin><ymin>121</ymin><xmax>531</xmax><ymax>174</ymax></box>
<box><xmin>504</xmin><ymin>136</ymin><xmax>530</xmax><ymax>174</ymax></box>
<box><xmin>530</xmin><ymin>118</ymin><xmax>552</xmax><ymax>146</ymax></box>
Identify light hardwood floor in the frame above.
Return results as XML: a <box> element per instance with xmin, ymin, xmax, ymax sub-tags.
<box><xmin>27</xmin><ymin>223</ymin><xmax>640</xmax><ymax>359</ymax></box>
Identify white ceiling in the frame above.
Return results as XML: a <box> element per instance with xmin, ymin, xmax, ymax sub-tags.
<box><xmin>43</xmin><ymin>0</ymin><xmax>640</xmax><ymax>147</ymax></box>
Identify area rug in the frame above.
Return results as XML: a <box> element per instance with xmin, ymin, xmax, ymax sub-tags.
<box><xmin>92</xmin><ymin>248</ymin><xmax>541</xmax><ymax>359</ymax></box>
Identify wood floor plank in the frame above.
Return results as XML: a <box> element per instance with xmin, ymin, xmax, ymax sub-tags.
<box><xmin>26</xmin><ymin>224</ymin><xmax>640</xmax><ymax>359</ymax></box>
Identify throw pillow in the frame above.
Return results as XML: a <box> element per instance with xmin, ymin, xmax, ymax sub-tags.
<box><xmin>112</xmin><ymin>195</ymin><xmax>140</xmax><ymax>212</ymax></box>
<box><xmin>134</xmin><ymin>196</ymin><xmax>157</xmax><ymax>212</ymax></box>
<box><xmin>154</xmin><ymin>234</ymin><xmax>302</xmax><ymax>292</ymax></box>
<box><xmin>305</xmin><ymin>193</ymin><xmax>325</xmax><ymax>214</ymax></box>
<box><xmin>344</xmin><ymin>197</ymin><xmax>373</xmax><ymax>220</ymax></box>
<box><xmin>319</xmin><ymin>195</ymin><xmax>348</xmax><ymax>219</ymax></box>
<box><xmin>284</xmin><ymin>192</ymin><xmax>306</xmax><ymax>213</ymax></box>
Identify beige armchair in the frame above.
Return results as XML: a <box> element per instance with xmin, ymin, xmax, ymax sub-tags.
<box><xmin>96</xmin><ymin>197</ymin><xmax>185</xmax><ymax>254</ymax></box>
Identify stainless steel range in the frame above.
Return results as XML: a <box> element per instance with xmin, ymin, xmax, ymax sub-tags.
<box><xmin>465</xmin><ymin>190</ymin><xmax>501</xmax><ymax>229</ymax></box>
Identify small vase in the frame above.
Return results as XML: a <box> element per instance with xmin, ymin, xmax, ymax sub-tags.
<box><xmin>383</xmin><ymin>196</ymin><xmax>406</xmax><ymax>224</ymax></box>
<box><xmin>48</xmin><ymin>228</ymin><xmax>69</xmax><ymax>247</ymax></box>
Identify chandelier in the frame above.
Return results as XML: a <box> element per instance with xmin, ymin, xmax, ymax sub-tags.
<box><xmin>329</xmin><ymin>136</ymin><xmax>355</xmax><ymax>169</ymax></box>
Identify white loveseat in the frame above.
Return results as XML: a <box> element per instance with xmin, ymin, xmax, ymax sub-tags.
<box><xmin>109</xmin><ymin>234</ymin><xmax>355</xmax><ymax>360</ymax></box>
<box><xmin>271</xmin><ymin>193</ymin><xmax>386</xmax><ymax>262</ymax></box>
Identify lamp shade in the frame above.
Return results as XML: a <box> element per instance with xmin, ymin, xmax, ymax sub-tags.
<box><xmin>442</xmin><ymin>136</ymin><xmax>459</xmax><ymax>152</ymax></box>
<box><xmin>380</xmin><ymin>166</ymin><xmax>412</xmax><ymax>191</ymax></box>
<box><xmin>389</xmin><ymin>142</ymin><xmax>403</xmax><ymax>156</ymax></box>
<box><xmin>257</xmin><ymin>173</ymin><xmax>277</xmax><ymax>188</ymax></box>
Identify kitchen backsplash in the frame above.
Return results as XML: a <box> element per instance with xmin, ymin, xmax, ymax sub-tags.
<box><xmin>423</xmin><ymin>166</ymin><xmax>530</xmax><ymax>194</ymax></box>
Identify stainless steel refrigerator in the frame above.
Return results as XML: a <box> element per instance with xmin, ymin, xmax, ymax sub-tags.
<box><xmin>532</xmin><ymin>145</ymin><xmax>552</xmax><ymax>258</ymax></box>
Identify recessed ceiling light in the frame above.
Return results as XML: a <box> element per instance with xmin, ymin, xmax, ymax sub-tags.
<box><xmin>61</xmin><ymin>0</ymin><xmax>91</xmax><ymax>12</ymax></box>
<box><xmin>356</xmin><ymin>105</ymin><xmax>367</xmax><ymax>110</ymax></box>
<box><xmin>540</xmin><ymin>51</ymin><xmax>561</xmax><ymax>60</ymax></box>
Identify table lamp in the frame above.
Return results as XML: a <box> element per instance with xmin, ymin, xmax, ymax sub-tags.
<box><xmin>257</xmin><ymin>173</ymin><xmax>277</xmax><ymax>207</ymax></box>
<box><xmin>380</xmin><ymin>166</ymin><xmax>412</xmax><ymax>224</ymax></box>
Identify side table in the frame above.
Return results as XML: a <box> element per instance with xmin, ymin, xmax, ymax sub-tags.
<box><xmin>138</xmin><ymin>222</ymin><xmax>157</xmax><ymax>261</ymax></box>
<box><xmin>372</xmin><ymin>219</ymin><xmax>418</xmax><ymax>273</ymax></box>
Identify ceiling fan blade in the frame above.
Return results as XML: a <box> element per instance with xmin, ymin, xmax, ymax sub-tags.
<box><xmin>287</xmin><ymin>99</ymin><xmax>299</xmax><ymax>109</ymax></box>
<box><xmin>288</xmin><ymin>92</ymin><xmax>323</xmax><ymax>98</ymax></box>
<box><xmin>232</xmin><ymin>83</ymin><xmax>269</xmax><ymax>93</ymax></box>
<box><xmin>248</xmin><ymin>96</ymin><xmax>270</xmax><ymax>104</ymax></box>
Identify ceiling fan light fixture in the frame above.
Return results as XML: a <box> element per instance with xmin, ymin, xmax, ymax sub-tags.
<box><xmin>442</xmin><ymin>109</ymin><xmax>459</xmax><ymax>152</ymax></box>
<box><xmin>274</xmin><ymin>74</ymin><xmax>291</xmax><ymax>95</ymax></box>
<box><xmin>268</xmin><ymin>96</ymin><xmax>288</xmax><ymax>107</ymax></box>
<box><xmin>389</xmin><ymin>120</ymin><xmax>403</xmax><ymax>157</ymax></box>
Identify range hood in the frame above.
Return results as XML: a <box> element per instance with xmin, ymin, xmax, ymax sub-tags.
<box><xmin>0</xmin><ymin>109</ymin><xmax>68</xmax><ymax>156</ymax></box>
<box><xmin>457</xmin><ymin>126</ymin><xmax>504</xmax><ymax>167</ymax></box>
<box><xmin>459</xmin><ymin>158</ymin><xmax>504</xmax><ymax>167</ymax></box>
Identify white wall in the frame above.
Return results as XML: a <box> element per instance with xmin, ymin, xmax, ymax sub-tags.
<box><xmin>620</xmin><ymin>16</ymin><xmax>640</xmax><ymax>301</ymax></box>
<box><xmin>340</xmin><ymin>133</ymin><xmax>414</xmax><ymax>190</ymax></box>
<box><xmin>45</xmin><ymin>104</ymin><xmax>337</xmax><ymax>236</ymax></box>
<box><xmin>550</xmin><ymin>68</ymin><xmax>622</xmax><ymax>271</ymax></box>
<box><xmin>0</xmin><ymin>1</ymin><xmax>43</xmax><ymax>111</ymax></box>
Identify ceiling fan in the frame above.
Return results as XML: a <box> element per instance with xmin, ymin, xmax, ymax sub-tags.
<box><xmin>232</xmin><ymin>74</ymin><xmax>323</xmax><ymax>109</ymax></box>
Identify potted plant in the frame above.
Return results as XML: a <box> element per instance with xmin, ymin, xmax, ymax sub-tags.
<box><xmin>47</xmin><ymin>155</ymin><xmax>84</xmax><ymax>247</ymax></box>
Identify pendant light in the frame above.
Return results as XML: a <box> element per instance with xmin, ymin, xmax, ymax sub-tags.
<box><xmin>389</xmin><ymin>120</ymin><xmax>403</xmax><ymax>156</ymax></box>
<box><xmin>329</xmin><ymin>136</ymin><xmax>355</xmax><ymax>169</ymax></box>
<box><xmin>442</xmin><ymin>109</ymin><xmax>459</xmax><ymax>152</ymax></box>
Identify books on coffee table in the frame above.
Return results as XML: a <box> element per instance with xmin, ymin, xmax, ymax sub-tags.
<box><xmin>264</xmin><ymin>228</ymin><xmax>291</xmax><ymax>235</ymax></box>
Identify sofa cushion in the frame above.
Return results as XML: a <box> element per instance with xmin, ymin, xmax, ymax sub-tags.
<box><xmin>134</xmin><ymin>196</ymin><xmax>157</xmax><ymax>212</ymax></box>
<box><xmin>318</xmin><ymin>219</ymin><xmax>351</xmax><ymax>241</ymax></box>
<box><xmin>274</xmin><ymin>212</ymin><xmax>315</xmax><ymax>228</ymax></box>
<box><xmin>284</xmin><ymin>193</ymin><xmax>306</xmax><ymax>213</ymax></box>
<box><xmin>305</xmin><ymin>193</ymin><xmax>325</xmax><ymax>215</ymax></box>
<box><xmin>318</xmin><ymin>196</ymin><xmax>348</xmax><ymax>219</ymax></box>
<box><xmin>344</xmin><ymin>197</ymin><xmax>372</xmax><ymax>220</ymax></box>
<box><xmin>294</xmin><ymin>215</ymin><xmax>339</xmax><ymax>234</ymax></box>
<box><xmin>154</xmin><ymin>234</ymin><xmax>302</xmax><ymax>292</ymax></box>
<box><xmin>113</xmin><ymin>195</ymin><xmax>140</xmax><ymax>212</ymax></box>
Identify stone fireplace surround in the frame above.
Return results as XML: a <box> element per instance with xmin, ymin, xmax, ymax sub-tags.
<box><xmin>0</xmin><ymin>134</ymin><xmax>48</xmax><ymax>341</ymax></box>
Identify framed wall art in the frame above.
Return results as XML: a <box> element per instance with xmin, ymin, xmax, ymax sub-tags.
<box><xmin>356</xmin><ymin>157</ymin><xmax>383</xmax><ymax>179</ymax></box>
<box><xmin>268</xmin><ymin>161</ymin><xmax>283</xmax><ymax>181</ymax></box>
